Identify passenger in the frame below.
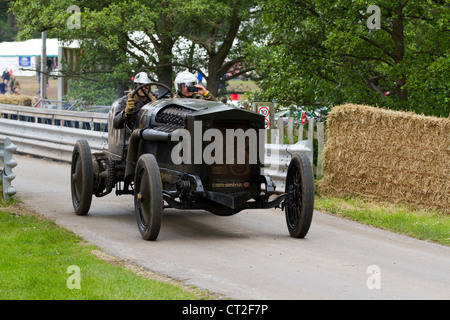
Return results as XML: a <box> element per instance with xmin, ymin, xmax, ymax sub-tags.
<box><xmin>174</xmin><ymin>71</ymin><xmax>216</xmax><ymax>101</ymax></box>
<box><xmin>113</xmin><ymin>72</ymin><xmax>156</xmax><ymax>130</ymax></box>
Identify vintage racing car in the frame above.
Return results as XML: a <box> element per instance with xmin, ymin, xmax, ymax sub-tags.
<box><xmin>70</xmin><ymin>82</ymin><xmax>314</xmax><ymax>240</ymax></box>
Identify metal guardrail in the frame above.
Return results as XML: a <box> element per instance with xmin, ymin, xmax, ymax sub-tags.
<box><xmin>32</xmin><ymin>99</ymin><xmax>110</xmax><ymax>113</ymax></box>
<box><xmin>0</xmin><ymin>118</ymin><xmax>108</xmax><ymax>162</ymax></box>
<box><xmin>32</xmin><ymin>99</ymin><xmax>80</xmax><ymax>109</ymax></box>
<box><xmin>0</xmin><ymin>103</ymin><xmax>313</xmax><ymax>191</ymax></box>
<box><xmin>263</xmin><ymin>140</ymin><xmax>313</xmax><ymax>190</ymax></box>
<box><xmin>0</xmin><ymin>103</ymin><xmax>108</xmax><ymax>132</ymax></box>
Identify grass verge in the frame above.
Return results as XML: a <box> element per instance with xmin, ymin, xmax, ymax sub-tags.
<box><xmin>0</xmin><ymin>204</ymin><xmax>213</xmax><ymax>300</ymax></box>
<box><xmin>314</xmin><ymin>195</ymin><xmax>450</xmax><ymax>246</ymax></box>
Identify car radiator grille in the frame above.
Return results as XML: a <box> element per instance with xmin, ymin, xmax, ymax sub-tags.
<box><xmin>155</xmin><ymin>106</ymin><xmax>192</xmax><ymax>127</ymax></box>
<box><xmin>210</xmin><ymin>121</ymin><xmax>252</xmax><ymax>193</ymax></box>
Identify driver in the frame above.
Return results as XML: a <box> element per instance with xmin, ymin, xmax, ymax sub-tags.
<box><xmin>174</xmin><ymin>71</ymin><xmax>216</xmax><ymax>101</ymax></box>
<box><xmin>113</xmin><ymin>72</ymin><xmax>156</xmax><ymax>130</ymax></box>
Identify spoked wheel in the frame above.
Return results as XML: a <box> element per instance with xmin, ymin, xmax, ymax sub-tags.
<box><xmin>284</xmin><ymin>153</ymin><xmax>314</xmax><ymax>238</ymax></box>
<box><xmin>134</xmin><ymin>154</ymin><xmax>163</xmax><ymax>241</ymax></box>
<box><xmin>71</xmin><ymin>140</ymin><xmax>94</xmax><ymax>216</ymax></box>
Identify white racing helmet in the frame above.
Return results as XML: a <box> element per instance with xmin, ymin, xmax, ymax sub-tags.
<box><xmin>174</xmin><ymin>71</ymin><xmax>197</xmax><ymax>94</ymax></box>
<box><xmin>133</xmin><ymin>72</ymin><xmax>151</xmax><ymax>85</ymax></box>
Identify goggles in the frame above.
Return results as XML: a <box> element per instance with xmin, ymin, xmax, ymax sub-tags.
<box><xmin>179</xmin><ymin>82</ymin><xmax>197</xmax><ymax>88</ymax></box>
<box><xmin>134</xmin><ymin>83</ymin><xmax>149</xmax><ymax>89</ymax></box>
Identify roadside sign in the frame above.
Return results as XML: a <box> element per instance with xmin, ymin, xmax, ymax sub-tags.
<box><xmin>19</xmin><ymin>56</ymin><xmax>31</xmax><ymax>67</ymax></box>
<box><xmin>258</xmin><ymin>106</ymin><xmax>269</xmax><ymax>117</ymax></box>
<box><xmin>259</xmin><ymin>106</ymin><xmax>270</xmax><ymax>130</ymax></box>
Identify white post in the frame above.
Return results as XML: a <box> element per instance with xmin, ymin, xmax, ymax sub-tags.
<box><xmin>40</xmin><ymin>31</ymin><xmax>47</xmax><ymax>100</ymax></box>
<box><xmin>57</xmin><ymin>45</ymin><xmax>64</xmax><ymax>109</ymax></box>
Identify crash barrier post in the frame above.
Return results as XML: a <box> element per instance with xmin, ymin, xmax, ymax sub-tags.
<box><xmin>1</xmin><ymin>137</ymin><xmax>17</xmax><ymax>201</ymax></box>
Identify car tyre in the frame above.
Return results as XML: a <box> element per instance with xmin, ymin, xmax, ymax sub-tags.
<box><xmin>284</xmin><ymin>153</ymin><xmax>314</xmax><ymax>238</ymax></box>
<box><xmin>71</xmin><ymin>140</ymin><xmax>94</xmax><ymax>216</ymax></box>
<box><xmin>134</xmin><ymin>154</ymin><xmax>163</xmax><ymax>241</ymax></box>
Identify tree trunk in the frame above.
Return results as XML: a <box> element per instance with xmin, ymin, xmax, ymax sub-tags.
<box><xmin>150</xmin><ymin>37</ymin><xmax>174</xmax><ymax>88</ymax></box>
<box><xmin>206</xmin><ymin>69</ymin><xmax>222</xmax><ymax>97</ymax></box>
<box><xmin>154</xmin><ymin>11</ymin><xmax>175</xmax><ymax>89</ymax></box>
<box><xmin>392</xmin><ymin>4</ymin><xmax>408</xmax><ymax>102</ymax></box>
<box><xmin>203</xmin><ymin>9</ymin><xmax>242</xmax><ymax>97</ymax></box>
<box><xmin>116</xmin><ymin>82</ymin><xmax>128</xmax><ymax>98</ymax></box>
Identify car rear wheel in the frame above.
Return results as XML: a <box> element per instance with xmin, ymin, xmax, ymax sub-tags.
<box><xmin>284</xmin><ymin>153</ymin><xmax>314</xmax><ymax>238</ymax></box>
<box><xmin>71</xmin><ymin>140</ymin><xmax>94</xmax><ymax>216</ymax></box>
<box><xmin>134</xmin><ymin>154</ymin><xmax>163</xmax><ymax>241</ymax></box>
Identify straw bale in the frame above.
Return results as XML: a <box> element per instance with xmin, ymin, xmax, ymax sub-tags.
<box><xmin>319</xmin><ymin>104</ymin><xmax>450</xmax><ymax>214</ymax></box>
<box><xmin>0</xmin><ymin>95</ymin><xmax>32</xmax><ymax>106</ymax></box>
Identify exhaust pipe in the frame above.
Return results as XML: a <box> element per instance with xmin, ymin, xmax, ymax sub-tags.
<box><xmin>124</xmin><ymin>128</ymin><xmax>173</xmax><ymax>181</ymax></box>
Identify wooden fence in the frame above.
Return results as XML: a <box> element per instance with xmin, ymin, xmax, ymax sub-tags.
<box><xmin>253</xmin><ymin>102</ymin><xmax>326</xmax><ymax>178</ymax></box>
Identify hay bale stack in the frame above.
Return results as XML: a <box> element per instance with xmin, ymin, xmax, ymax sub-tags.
<box><xmin>0</xmin><ymin>95</ymin><xmax>32</xmax><ymax>106</ymax></box>
<box><xmin>319</xmin><ymin>103</ymin><xmax>449</xmax><ymax>214</ymax></box>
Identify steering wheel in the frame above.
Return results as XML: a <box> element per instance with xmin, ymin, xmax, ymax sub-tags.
<box><xmin>131</xmin><ymin>82</ymin><xmax>173</xmax><ymax>101</ymax></box>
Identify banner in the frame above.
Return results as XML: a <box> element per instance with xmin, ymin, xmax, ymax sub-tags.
<box><xmin>18</xmin><ymin>56</ymin><xmax>31</xmax><ymax>67</ymax></box>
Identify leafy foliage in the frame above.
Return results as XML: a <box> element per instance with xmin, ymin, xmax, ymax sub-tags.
<box><xmin>10</xmin><ymin>0</ymin><xmax>257</xmax><ymax>104</ymax></box>
<box><xmin>245</xmin><ymin>0</ymin><xmax>449</xmax><ymax>117</ymax></box>
<box><xmin>9</xmin><ymin>1</ymin><xmax>449</xmax><ymax>115</ymax></box>
<box><xmin>0</xmin><ymin>18</ymin><xmax>17</xmax><ymax>42</ymax></box>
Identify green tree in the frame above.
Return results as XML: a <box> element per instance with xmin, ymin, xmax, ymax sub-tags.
<box><xmin>175</xmin><ymin>0</ymin><xmax>257</xmax><ymax>95</ymax></box>
<box><xmin>246</xmin><ymin>0</ymin><xmax>449</xmax><ymax>117</ymax></box>
<box><xmin>10</xmin><ymin>0</ymin><xmax>176</xmax><ymax>102</ymax></box>
<box><xmin>10</xmin><ymin>0</ymin><xmax>257</xmax><ymax>104</ymax></box>
<box><xmin>0</xmin><ymin>6</ymin><xmax>18</xmax><ymax>42</ymax></box>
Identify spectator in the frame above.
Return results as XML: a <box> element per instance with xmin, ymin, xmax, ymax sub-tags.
<box><xmin>0</xmin><ymin>79</ymin><xmax>8</xmax><ymax>94</ymax></box>
<box><xmin>2</xmin><ymin>68</ymin><xmax>10</xmax><ymax>84</ymax></box>
<box><xmin>47</xmin><ymin>58</ymin><xmax>54</xmax><ymax>73</ymax></box>
<box><xmin>10</xmin><ymin>75</ymin><xmax>20</xmax><ymax>93</ymax></box>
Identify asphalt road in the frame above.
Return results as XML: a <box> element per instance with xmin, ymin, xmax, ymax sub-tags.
<box><xmin>11</xmin><ymin>154</ymin><xmax>450</xmax><ymax>300</ymax></box>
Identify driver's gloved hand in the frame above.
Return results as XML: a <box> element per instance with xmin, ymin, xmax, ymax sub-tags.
<box><xmin>125</xmin><ymin>92</ymin><xmax>136</xmax><ymax>114</ymax></box>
